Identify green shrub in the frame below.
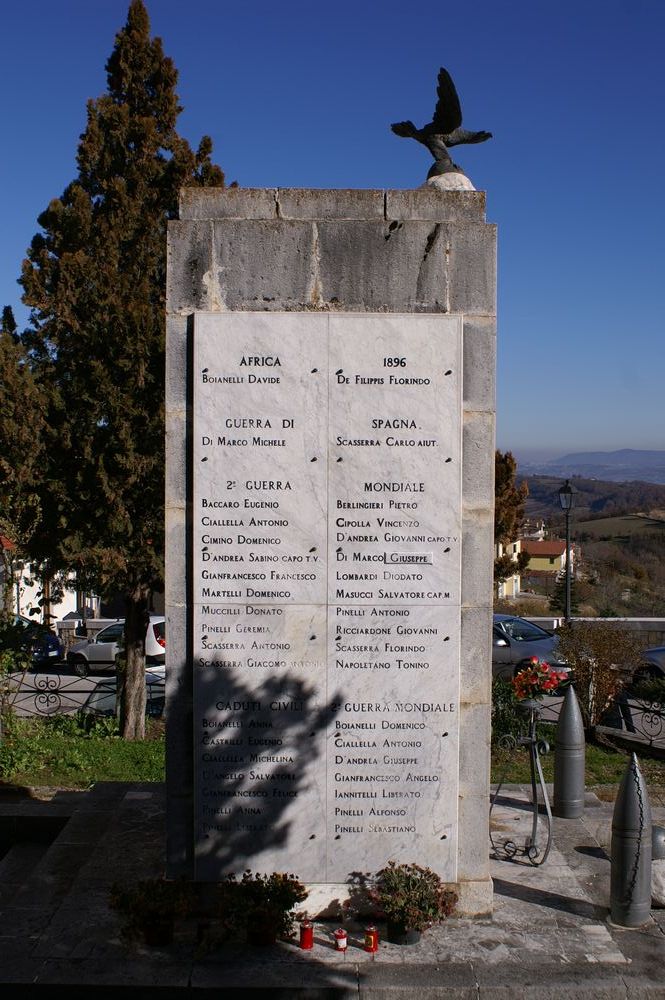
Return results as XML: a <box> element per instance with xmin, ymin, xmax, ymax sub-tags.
<box><xmin>216</xmin><ymin>871</ymin><xmax>308</xmax><ymax>940</ymax></box>
<box><xmin>556</xmin><ymin>622</ymin><xmax>641</xmax><ymax>729</ymax></box>
<box><xmin>110</xmin><ymin>877</ymin><xmax>192</xmax><ymax>942</ymax></box>
<box><xmin>0</xmin><ymin>621</ymin><xmax>32</xmax><ymax>717</ymax></box>
<box><xmin>368</xmin><ymin>862</ymin><xmax>457</xmax><ymax>932</ymax></box>
<box><xmin>491</xmin><ymin>678</ymin><xmax>521</xmax><ymax>746</ymax></box>
<box><xmin>631</xmin><ymin>677</ymin><xmax>665</xmax><ymax>705</ymax></box>
<box><xmin>46</xmin><ymin>711</ymin><xmax>119</xmax><ymax>737</ymax></box>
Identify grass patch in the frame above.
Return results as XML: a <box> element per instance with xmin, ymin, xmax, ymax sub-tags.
<box><xmin>3</xmin><ymin>709</ymin><xmax>665</xmax><ymax>799</ymax></box>
<box><xmin>491</xmin><ymin>678</ymin><xmax>665</xmax><ymax>795</ymax></box>
<box><xmin>576</xmin><ymin>514</ymin><xmax>665</xmax><ymax>539</ymax></box>
<box><xmin>0</xmin><ymin>714</ymin><xmax>165</xmax><ymax>788</ymax></box>
<box><xmin>492</xmin><ymin>727</ymin><xmax>665</xmax><ymax>793</ymax></box>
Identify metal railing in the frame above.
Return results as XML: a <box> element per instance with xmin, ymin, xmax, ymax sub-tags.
<box><xmin>596</xmin><ymin>695</ymin><xmax>665</xmax><ymax>752</ymax></box>
<box><xmin>1</xmin><ymin>669</ymin><xmax>164</xmax><ymax>720</ymax></box>
<box><xmin>528</xmin><ymin>617</ymin><xmax>665</xmax><ymax>650</ymax></box>
<box><xmin>536</xmin><ymin>691</ymin><xmax>665</xmax><ymax>753</ymax></box>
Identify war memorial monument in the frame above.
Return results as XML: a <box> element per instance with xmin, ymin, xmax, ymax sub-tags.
<box><xmin>165</xmin><ymin>69</ymin><xmax>496</xmax><ymax>914</ymax></box>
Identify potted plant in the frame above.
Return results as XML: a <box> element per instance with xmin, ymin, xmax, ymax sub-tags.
<box><xmin>109</xmin><ymin>877</ymin><xmax>192</xmax><ymax>947</ymax></box>
<box><xmin>217</xmin><ymin>871</ymin><xmax>308</xmax><ymax>946</ymax></box>
<box><xmin>369</xmin><ymin>862</ymin><xmax>457</xmax><ymax>945</ymax></box>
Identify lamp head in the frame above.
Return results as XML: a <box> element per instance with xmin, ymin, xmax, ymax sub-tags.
<box><xmin>558</xmin><ymin>479</ymin><xmax>576</xmax><ymax>512</ymax></box>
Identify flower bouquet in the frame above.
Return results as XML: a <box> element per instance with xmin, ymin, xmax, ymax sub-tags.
<box><xmin>511</xmin><ymin>657</ymin><xmax>568</xmax><ymax>701</ymax></box>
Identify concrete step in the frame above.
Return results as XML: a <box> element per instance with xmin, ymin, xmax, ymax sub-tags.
<box><xmin>6</xmin><ymin>783</ymin><xmax>131</xmax><ymax>910</ymax></box>
<box><xmin>0</xmin><ymin>841</ymin><xmax>51</xmax><ymax>906</ymax></box>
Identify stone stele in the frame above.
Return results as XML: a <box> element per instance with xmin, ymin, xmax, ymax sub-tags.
<box><xmin>165</xmin><ymin>188</ymin><xmax>496</xmax><ymax>915</ymax></box>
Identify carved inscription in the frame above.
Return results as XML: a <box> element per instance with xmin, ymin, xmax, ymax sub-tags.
<box><xmin>192</xmin><ymin>312</ymin><xmax>462</xmax><ymax>880</ymax></box>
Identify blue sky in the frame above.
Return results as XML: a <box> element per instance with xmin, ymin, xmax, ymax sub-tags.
<box><xmin>1</xmin><ymin>0</ymin><xmax>664</xmax><ymax>461</ymax></box>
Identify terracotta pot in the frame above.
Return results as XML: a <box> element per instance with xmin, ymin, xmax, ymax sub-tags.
<box><xmin>246</xmin><ymin>920</ymin><xmax>278</xmax><ymax>946</ymax></box>
<box><xmin>142</xmin><ymin>918</ymin><xmax>175</xmax><ymax>947</ymax></box>
<box><xmin>386</xmin><ymin>921</ymin><xmax>421</xmax><ymax>946</ymax></box>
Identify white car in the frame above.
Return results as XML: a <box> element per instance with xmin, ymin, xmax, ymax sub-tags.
<box><xmin>82</xmin><ymin>666</ymin><xmax>165</xmax><ymax>718</ymax></box>
<box><xmin>66</xmin><ymin>616</ymin><xmax>165</xmax><ymax>677</ymax></box>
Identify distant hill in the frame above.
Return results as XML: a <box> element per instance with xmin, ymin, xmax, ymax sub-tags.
<box><xmin>519</xmin><ymin>449</ymin><xmax>665</xmax><ymax>484</ymax></box>
<box><xmin>522</xmin><ymin>475</ymin><xmax>665</xmax><ymax>522</ymax></box>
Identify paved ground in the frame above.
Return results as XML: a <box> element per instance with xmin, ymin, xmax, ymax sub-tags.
<box><xmin>1</xmin><ymin>781</ymin><xmax>664</xmax><ymax>996</ymax></box>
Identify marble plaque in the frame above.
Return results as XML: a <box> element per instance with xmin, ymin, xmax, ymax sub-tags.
<box><xmin>192</xmin><ymin>312</ymin><xmax>462</xmax><ymax>882</ymax></box>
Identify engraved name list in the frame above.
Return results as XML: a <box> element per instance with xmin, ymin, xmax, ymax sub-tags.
<box><xmin>192</xmin><ymin>312</ymin><xmax>462</xmax><ymax>881</ymax></box>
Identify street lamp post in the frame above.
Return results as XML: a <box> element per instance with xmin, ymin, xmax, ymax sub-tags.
<box><xmin>558</xmin><ymin>480</ymin><xmax>576</xmax><ymax>623</ymax></box>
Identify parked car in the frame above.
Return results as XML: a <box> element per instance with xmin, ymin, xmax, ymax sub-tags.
<box><xmin>66</xmin><ymin>616</ymin><xmax>165</xmax><ymax>677</ymax></box>
<box><xmin>492</xmin><ymin>613</ymin><xmax>568</xmax><ymax>680</ymax></box>
<box><xmin>632</xmin><ymin>646</ymin><xmax>665</xmax><ymax>683</ymax></box>
<box><xmin>81</xmin><ymin>666</ymin><xmax>165</xmax><ymax>718</ymax></box>
<box><xmin>14</xmin><ymin>615</ymin><xmax>64</xmax><ymax>670</ymax></box>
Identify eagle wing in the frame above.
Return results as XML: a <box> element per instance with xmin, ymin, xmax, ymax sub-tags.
<box><xmin>431</xmin><ymin>67</ymin><xmax>462</xmax><ymax>134</ymax></box>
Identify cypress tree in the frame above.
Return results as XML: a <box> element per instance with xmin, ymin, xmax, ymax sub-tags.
<box><xmin>494</xmin><ymin>450</ymin><xmax>530</xmax><ymax>584</ymax></box>
<box><xmin>20</xmin><ymin>1</ymin><xmax>225</xmax><ymax>737</ymax></box>
<box><xmin>0</xmin><ymin>307</ymin><xmax>46</xmax><ymax>618</ymax></box>
<box><xmin>549</xmin><ymin>573</ymin><xmax>580</xmax><ymax>617</ymax></box>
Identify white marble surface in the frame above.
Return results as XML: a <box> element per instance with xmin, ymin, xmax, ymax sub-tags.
<box><xmin>424</xmin><ymin>173</ymin><xmax>476</xmax><ymax>191</ymax></box>
<box><xmin>192</xmin><ymin>312</ymin><xmax>462</xmax><ymax>882</ymax></box>
<box><xmin>653</xmin><ymin>859</ymin><xmax>665</xmax><ymax>906</ymax></box>
<box><xmin>327</xmin><ymin>313</ymin><xmax>461</xmax><ymax>606</ymax></box>
<box><xmin>194</xmin><ymin>312</ymin><xmax>328</xmax><ymax>606</ymax></box>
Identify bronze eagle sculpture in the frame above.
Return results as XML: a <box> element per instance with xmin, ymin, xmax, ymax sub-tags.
<box><xmin>391</xmin><ymin>67</ymin><xmax>492</xmax><ymax>178</ymax></box>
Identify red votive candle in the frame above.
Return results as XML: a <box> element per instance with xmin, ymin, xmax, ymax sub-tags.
<box><xmin>299</xmin><ymin>920</ymin><xmax>314</xmax><ymax>949</ymax></box>
<box><xmin>364</xmin><ymin>925</ymin><xmax>379</xmax><ymax>952</ymax></box>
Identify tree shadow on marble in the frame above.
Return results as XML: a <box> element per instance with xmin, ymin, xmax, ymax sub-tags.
<box><xmin>194</xmin><ymin>669</ymin><xmax>342</xmax><ymax>876</ymax></box>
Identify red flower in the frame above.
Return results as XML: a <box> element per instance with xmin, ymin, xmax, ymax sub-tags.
<box><xmin>510</xmin><ymin>659</ymin><xmax>566</xmax><ymax>699</ymax></box>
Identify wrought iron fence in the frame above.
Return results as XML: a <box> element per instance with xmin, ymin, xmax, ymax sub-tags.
<box><xmin>596</xmin><ymin>696</ymin><xmax>665</xmax><ymax>752</ymax></box>
<box><xmin>1</xmin><ymin>669</ymin><xmax>164</xmax><ymax>720</ymax></box>
<box><xmin>537</xmin><ymin>692</ymin><xmax>665</xmax><ymax>753</ymax></box>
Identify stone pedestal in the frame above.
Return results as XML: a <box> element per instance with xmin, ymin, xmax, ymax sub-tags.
<box><xmin>166</xmin><ymin>188</ymin><xmax>496</xmax><ymax>913</ymax></box>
